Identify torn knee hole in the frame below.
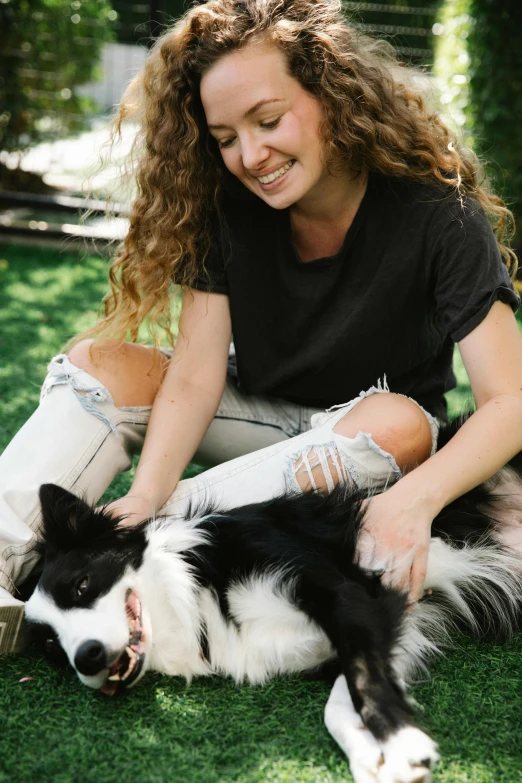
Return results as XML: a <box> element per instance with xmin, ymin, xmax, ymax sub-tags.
<box><xmin>293</xmin><ymin>446</ymin><xmax>348</xmax><ymax>495</ymax></box>
<box><xmin>73</xmin><ymin>388</ymin><xmax>105</xmax><ymax>401</ymax></box>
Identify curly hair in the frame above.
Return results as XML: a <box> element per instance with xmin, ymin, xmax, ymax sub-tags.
<box><xmin>81</xmin><ymin>0</ymin><xmax>517</xmax><ymax>347</ymax></box>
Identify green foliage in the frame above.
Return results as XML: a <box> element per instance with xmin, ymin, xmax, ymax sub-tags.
<box><xmin>0</xmin><ymin>0</ymin><xmax>115</xmax><ymax>153</ymax></box>
<box><xmin>432</xmin><ymin>0</ymin><xmax>472</xmax><ymax>141</ymax></box>
<box><xmin>467</xmin><ymin>0</ymin><xmax>522</xmax><ymax>242</ymax></box>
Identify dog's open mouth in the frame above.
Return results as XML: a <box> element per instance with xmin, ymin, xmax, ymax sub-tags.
<box><xmin>100</xmin><ymin>588</ymin><xmax>146</xmax><ymax>696</ymax></box>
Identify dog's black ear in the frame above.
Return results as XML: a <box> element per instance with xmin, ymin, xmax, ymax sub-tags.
<box><xmin>38</xmin><ymin>483</ymin><xmax>111</xmax><ymax>554</ymax></box>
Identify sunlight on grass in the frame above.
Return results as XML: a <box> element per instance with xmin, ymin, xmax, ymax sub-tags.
<box><xmin>445</xmin><ymin>345</ymin><xmax>473</xmax><ymax>418</ymax></box>
<box><xmin>248</xmin><ymin>758</ymin><xmax>340</xmax><ymax>783</ymax></box>
<box><xmin>436</xmin><ymin>759</ymin><xmax>517</xmax><ymax>783</ymax></box>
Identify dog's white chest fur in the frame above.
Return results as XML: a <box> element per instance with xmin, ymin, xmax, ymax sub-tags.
<box><xmin>200</xmin><ymin>574</ymin><xmax>335</xmax><ymax>683</ymax></box>
<box><xmin>141</xmin><ymin>525</ymin><xmax>335</xmax><ymax>683</ymax></box>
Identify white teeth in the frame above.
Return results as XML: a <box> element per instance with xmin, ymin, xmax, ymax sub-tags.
<box><xmin>107</xmin><ymin>645</ymin><xmax>139</xmax><ymax>685</ymax></box>
<box><xmin>121</xmin><ymin>646</ymin><xmax>137</xmax><ymax>681</ymax></box>
<box><xmin>257</xmin><ymin>160</ymin><xmax>294</xmax><ymax>185</ymax></box>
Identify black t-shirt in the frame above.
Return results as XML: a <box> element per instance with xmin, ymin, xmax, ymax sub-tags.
<box><xmin>192</xmin><ymin>172</ymin><xmax>519</xmax><ymax>420</ymax></box>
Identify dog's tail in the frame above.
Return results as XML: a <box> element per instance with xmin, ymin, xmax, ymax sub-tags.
<box><xmin>396</xmin><ymin>538</ymin><xmax>522</xmax><ymax>679</ymax></box>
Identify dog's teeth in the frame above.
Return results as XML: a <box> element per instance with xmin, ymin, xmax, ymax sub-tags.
<box><xmin>108</xmin><ymin>673</ymin><xmax>121</xmax><ymax>681</ymax></box>
<box><xmin>121</xmin><ymin>646</ymin><xmax>138</xmax><ymax>681</ymax></box>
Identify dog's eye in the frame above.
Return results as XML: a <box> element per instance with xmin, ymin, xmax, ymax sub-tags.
<box><xmin>45</xmin><ymin>638</ymin><xmax>56</xmax><ymax>652</ymax></box>
<box><xmin>76</xmin><ymin>577</ymin><xmax>89</xmax><ymax>597</ymax></box>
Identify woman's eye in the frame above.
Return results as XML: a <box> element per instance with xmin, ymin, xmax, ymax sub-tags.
<box><xmin>217</xmin><ymin>118</ymin><xmax>281</xmax><ymax>149</ymax></box>
<box><xmin>76</xmin><ymin>577</ymin><xmax>89</xmax><ymax>597</ymax></box>
<box><xmin>260</xmin><ymin>118</ymin><xmax>280</xmax><ymax>130</ymax></box>
<box><xmin>218</xmin><ymin>137</ymin><xmax>236</xmax><ymax>149</ymax></box>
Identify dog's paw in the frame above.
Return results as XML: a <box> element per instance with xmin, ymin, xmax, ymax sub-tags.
<box><xmin>377</xmin><ymin>726</ymin><xmax>439</xmax><ymax>783</ymax></box>
<box><xmin>346</xmin><ymin>726</ymin><xmax>384</xmax><ymax>783</ymax></box>
<box><xmin>325</xmin><ymin>675</ymin><xmax>384</xmax><ymax>783</ymax></box>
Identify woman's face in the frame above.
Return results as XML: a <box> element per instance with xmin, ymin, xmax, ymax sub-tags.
<box><xmin>200</xmin><ymin>41</ymin><xmax>330</xmax><ymax>210</ymax></box>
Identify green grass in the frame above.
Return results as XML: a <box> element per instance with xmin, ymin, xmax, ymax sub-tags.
<box><xmin>0</xmin><ymin>243</ymin><xmax>521</xmax><ymax>783</ymax></box>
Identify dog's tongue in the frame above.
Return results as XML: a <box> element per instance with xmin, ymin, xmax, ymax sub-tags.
<box><xmin>99</xmin><ymin>679</ymin><xmax>119</xmax><ymax>697</ymax></box>
<box><xmin>100</xmin><ymin>656</ymin><xmax>124</xmax><ymax>696</ymax></box>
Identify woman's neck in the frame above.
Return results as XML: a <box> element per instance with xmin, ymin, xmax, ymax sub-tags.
<box><xmin>291</xmin><ymin>168</ymin><xmax>368</xmax><ymax>224</ymax></box>
<box><xmin>290</xmin><ymin>169</ymin><xmax>368</xmax><ymax>262</ymax></box>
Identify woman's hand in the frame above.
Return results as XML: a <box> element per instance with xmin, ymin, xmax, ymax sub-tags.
<box><xmin>356</xmin><ymin>485</ymin><xmax>435</xmax><ymax>606</ymax></box>
<box><xmin>99</xmin><ymin>494</ymin><xmax>157</xmax><ymax>528</ymax></box>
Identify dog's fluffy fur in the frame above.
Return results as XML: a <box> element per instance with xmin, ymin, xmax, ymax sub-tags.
<box><xmin>25</xmin><ymin>422</ymin><xmax>522</xmax><ymax>783</ymax></box>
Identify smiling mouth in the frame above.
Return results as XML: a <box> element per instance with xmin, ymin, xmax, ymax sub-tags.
<box><xmin>99</xmin><ymin>589</ymin><xmax>146</xmax><ymax>696</ymax></box>
<box><xmin>257</xmin><ymin>159</ymin><xmax>295</xmax><ymax>186</ymax></box>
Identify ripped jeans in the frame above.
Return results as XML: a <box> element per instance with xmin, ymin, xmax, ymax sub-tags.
<box><xmin>0</xmin><ymin>354</ymin><xmax>439</xmax><ymax>595</ymax></box>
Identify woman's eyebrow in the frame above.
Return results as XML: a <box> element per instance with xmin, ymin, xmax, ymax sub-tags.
<box><xmin>207</xmin><ymin>98</ymin><xmax>284</xmax><ymax>130</ymax></box>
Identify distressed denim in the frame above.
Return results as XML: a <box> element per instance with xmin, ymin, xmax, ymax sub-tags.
<box><xmin>0</xmin><ymin>354</ymin><xmax>439</xmax><ymax>594</ymax></box>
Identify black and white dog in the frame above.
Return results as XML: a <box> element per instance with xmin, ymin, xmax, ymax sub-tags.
<box><xmin>25</xmin><ymin>424</ymin><xmax>522</xmax><ymax>783</ymax></box>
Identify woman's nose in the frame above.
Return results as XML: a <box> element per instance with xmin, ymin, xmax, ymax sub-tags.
<box><xmin>240</xmin><ymin>134</ymin><xmax>270</xmax><ymax>172</ymax></box>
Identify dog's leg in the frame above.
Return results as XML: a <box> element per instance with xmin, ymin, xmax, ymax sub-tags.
<box><xmin>300</xmin><ymin>578</ymin><xmax>439</xmax><ymax>782</ymax></box>
<box><xmin>324</xmin><ymin>674</ymin><xmax>384</xmax><ymax>783</ymax></box>
<box><xmin>341</xmin><ymin>649</ymin><xmax>438</xmax><ymax>783</ymax></box>
<box><xmin>324</xmin><ymin>673</ymin><xmax>438</xmax><ymax>783</ymax></box>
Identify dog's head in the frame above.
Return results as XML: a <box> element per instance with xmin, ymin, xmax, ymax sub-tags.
<box><xmin>26</xmin><ymin>484</ymin><xmax>151</xmax><ymax>695</ymax></box>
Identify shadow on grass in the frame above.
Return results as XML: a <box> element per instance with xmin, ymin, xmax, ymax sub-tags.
<box><xmin>414</xmin><ymin>634</ymin><xmax>522</xmax><ymax>783</ymax></box>
<box><xmin>2</xmin><ymin>646</ymin><xmax>341</xmax><ymax>783</ymax></box>
<box><xmin>1</xmin><ymin>635</ymin><xmax>521</xmax><ymax>783</ymax></box>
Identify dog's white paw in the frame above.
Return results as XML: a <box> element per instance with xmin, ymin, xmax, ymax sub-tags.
<box><xmin>346</xmin><ymin>726</ymin><xmax>384</xmax><ymax>783</ymax></box>
<box><xmin>325</xmin><ymin>676</ymin><xmax>384</xmax><ymax>783</ymax></box>
<box><xmin>377</xmin><ymin>726</ymin><xmax>439</xmax><ymax>783</ymax></box>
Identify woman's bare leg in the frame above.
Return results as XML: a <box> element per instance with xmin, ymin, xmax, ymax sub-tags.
<box><xmin>68</xmin><ymin>339</ymin><xmax>169</xmax><ymax>407</ymax></box>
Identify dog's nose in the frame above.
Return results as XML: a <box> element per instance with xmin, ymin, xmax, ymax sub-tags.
<box><xmin>74</xmin><ymin>640</ymin><xmax>107</xmax><ymax>676</ymax></box>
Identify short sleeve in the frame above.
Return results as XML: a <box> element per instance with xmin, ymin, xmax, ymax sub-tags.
<box><xmin>428</xmin><ymin>195</ymin><xmax>519</xmax><ymax>342</ymax></box>
<box><xmin>175</xmin><ymin>215</ymin><xmax>229</xmax><ymax>295</ymax></box>
<box><xmin>190</xmin><ymin>248</ymin><xmax>229</xmax><ymax>295</ymax></box>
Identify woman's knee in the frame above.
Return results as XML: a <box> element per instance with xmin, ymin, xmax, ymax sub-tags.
<box><xmin>68</xmin><ymin>339</ymin><xmax>169</xmax><ymax>407</ymax></box>
<box><xmin>69</xmin><ymin>338</ymin><xmax>117</xmax><ymax>372</ymax></box>
<box><xmin>292</xmin><ymin>394</ymin><xmax>433</xmax><ymax>496</ymax></box>
<box><xmin>333</xmin><ymin>393</ymin><xmax>432</xmax><ymax>473</ymax></box>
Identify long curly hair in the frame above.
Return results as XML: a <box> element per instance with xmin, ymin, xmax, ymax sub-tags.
<box><xmin>81</xmin><ymin>0</ymin><xmax>517</xmax><ymax>347</ymax></box>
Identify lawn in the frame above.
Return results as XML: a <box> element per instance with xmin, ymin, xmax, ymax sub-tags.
<box><xmin>0</xmin><ymin>243</ymin><xmax>521</xmax><ymax>783</ymax></box>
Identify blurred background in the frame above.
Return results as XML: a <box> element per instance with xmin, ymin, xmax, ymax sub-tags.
<box><xmin>0</xmin><ymin>0</ymin><xmax>520</xmax><ymax>257</ymax></box>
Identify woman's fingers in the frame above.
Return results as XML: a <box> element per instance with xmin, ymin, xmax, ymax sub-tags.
<box><xmin>95</xmin><ymin>495</ymin><xmax>154</xmax><ymax>527</ymax></box>
<box><xmin>356</xmin><ymin>529</ymin><xmax>379</xmax><ymax>570</ymax></box>
<box><xmin>408</xmin><ymin>554</ymin><xmax>428</xmax><ymax>605</ymax></box>
<box><xmin>357</xmin><ymin>526</ymin><xmax>427</xmax><ymax>606</ymax></box>
<box><xmin>382</xmin><ymin>548</ymin><xmax>415</xmax><ymax>592</ymax></box>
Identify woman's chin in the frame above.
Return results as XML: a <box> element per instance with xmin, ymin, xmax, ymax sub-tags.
<box><xmin>256</xmin><ymin>182</ymin><xmax>302</xmax><ymax>209</ymax></box>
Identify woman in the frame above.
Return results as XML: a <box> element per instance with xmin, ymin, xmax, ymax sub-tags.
<box><xmin>1</xmin><ymin>0</ymin><xmax>521</xmax><ymax>652</ymax></box>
